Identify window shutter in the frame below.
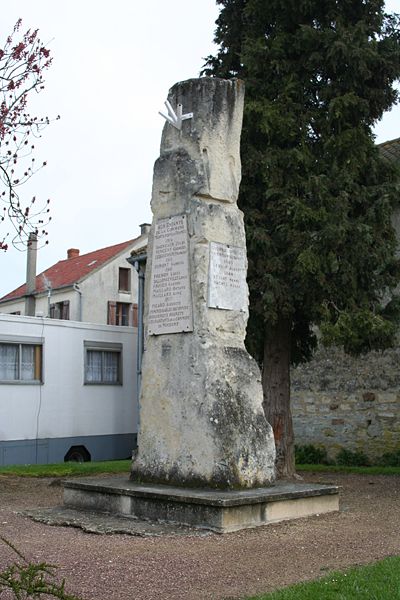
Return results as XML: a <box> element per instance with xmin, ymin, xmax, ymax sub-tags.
<box><xmin>107</xmin><ymin>301</ymin><xmax>117</xmax><ymax>325</ymax></box>
<box><xmin>62</xmin><ymin>301</ymin><xmax>70</xmax><ymax>320</ymax></box>
<box><xmin>132</xmin><ymin>303</ymin><xmax>138</xmax><ymax>327</ymax></box>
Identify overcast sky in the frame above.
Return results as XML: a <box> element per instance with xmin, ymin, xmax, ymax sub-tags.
<box><xmin>1</xmin><ymin>0</ymin><xmax>399</xmax><ymax>298</ymax></box>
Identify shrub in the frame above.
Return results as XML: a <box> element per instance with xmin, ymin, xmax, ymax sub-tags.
<box><xmin>378</xmin><ymin>449</ymin><xmax>400</xmax><ymax>467</ymax></box>
<box><xmin>295</xmin><ymin>444</ymin><xmax>329</xmax><ymax>465</ymax></box>
<box><xmin>336</xmin><ymin>448</ymin><xmax>370</xmax><ymax>466</ymax></box>
<box><xmin>0</xmin><ymin>536</ymin><xmax>82</xmax><ymax>599</ymax></box>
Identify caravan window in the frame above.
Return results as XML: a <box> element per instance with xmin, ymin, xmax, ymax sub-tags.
<box><xmin>0</xmin><ymin>342</ymin><xmax>42</xmax><ymax>383</ymax></box>
<box><xmin>84</xmin><ymin>341</ymin><xmax>122</xmax><ymax>385</ymax></box>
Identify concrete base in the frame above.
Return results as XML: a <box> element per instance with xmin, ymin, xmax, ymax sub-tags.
<box><xmin>63</xmin><ymin>476</ymin><xmax>339</xmax><ymax>533</ymax></box>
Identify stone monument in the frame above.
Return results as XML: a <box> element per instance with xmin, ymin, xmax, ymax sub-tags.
<box><xmin>131</xmin><ymin>77</ymin><xmax>276</xmax><ymax>489</ymax></box>
<box><xmin>62</xmin><ymin>78</ymin><xmax>339</xmax><ymax>533</ymax></box>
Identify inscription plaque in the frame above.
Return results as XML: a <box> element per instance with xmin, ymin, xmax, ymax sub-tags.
<box><xmin>208</xmin><ymin>242</ymin><xmax>247</xmax><ymax>311</ymax></box>
<box><xmin>148</xmin><ymin>214</ymin><xmax>193</xmax><ymax>335</ymax></box>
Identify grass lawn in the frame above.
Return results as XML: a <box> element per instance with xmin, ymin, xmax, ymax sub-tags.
<box><xmin>0</xmin><ymin>462</ymin><xmax>399</xmax><ymax>478</ymax></box>
<box><xmin>0</xmin><ymin>459</ymin><xmax>131</xmax><ymax>477</ymax></box>
<box><xmin>247</xmin><ymin>556</ymin><xmax>400</xmax><ymax>599</ymax></box>
<box><xmin>296</xmin><ymin>464</ymin><xmax>400</xmax><ymax>476</ymax></box>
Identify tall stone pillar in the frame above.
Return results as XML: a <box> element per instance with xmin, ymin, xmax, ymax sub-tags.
<box><xmin>131</xmin><ymin>77</ymin><xmax>275</xmax><ymax>489</ymax></box>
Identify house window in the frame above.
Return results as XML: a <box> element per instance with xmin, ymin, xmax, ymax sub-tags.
<box><xmin>50</xmin><ymin>300</ymin><xmax>70</xmax><ymax>320</ymax></box>
<box><xmin>118</xmin><ymin>268</ymin><xmax>131</xmax><ymax>292</ymax></box>
<box><xmin>84</xmin><ymin>341</ymin><xmax>122</xmax><ymax>385</ymax></box>
<box><xmin>0</xmin><ymin>342</ymin><xmax>42</xmax><ymax>383</ymax></box>
<box><xmin>107</xmin><ymin>301</ymin><xmax>131</xmax><ymax>326</ymax></box>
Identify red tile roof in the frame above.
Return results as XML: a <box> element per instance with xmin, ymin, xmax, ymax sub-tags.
<box><xmin>0</xmin><ymin>239</ymin><xmax>138</xmax><ymax>302</ymax></box>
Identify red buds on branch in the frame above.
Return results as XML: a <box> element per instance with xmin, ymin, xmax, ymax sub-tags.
<box><xmin>0</xmin><ymin>19</ymin><xmax>56</xmax><ymax>251</ymax></box>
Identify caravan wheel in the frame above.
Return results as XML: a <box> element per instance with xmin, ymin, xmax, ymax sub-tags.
<box><xmin>64</xmin><ymin>445</ymin><xmax>91</xmax><ymax>463</ymax></box>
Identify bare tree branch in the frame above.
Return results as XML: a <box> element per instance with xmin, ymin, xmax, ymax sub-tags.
<box><xmin>0</xmin><ymin>19</ymin><xmax>57</xmax><ymax>251</ymax></box>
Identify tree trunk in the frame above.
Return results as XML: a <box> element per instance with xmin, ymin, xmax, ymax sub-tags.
<box><xmin>262</xmin><ymin>318</ymin><xmax>296</xmax><ymax>479</ymax></box>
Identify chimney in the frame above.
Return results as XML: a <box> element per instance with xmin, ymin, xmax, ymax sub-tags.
<box><xmin>67</xmin><ymin>248</ymin><xmax>80</xmax><ymax>259</ymax></box>
<box><xmin>140</xmin><ymin>223</ymin><xmax>151</xmax><ymax>235</ymax></box>
<box><xmin>25</xmin><ymin>232</ymin><xmax>38</xmax><ymax>317</ymax></box>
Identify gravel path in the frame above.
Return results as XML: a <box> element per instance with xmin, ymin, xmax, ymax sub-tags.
<box><xmin>0</xmin><ymin>472</ymin><xmax>399</xmax><ymax>600</ymax></box>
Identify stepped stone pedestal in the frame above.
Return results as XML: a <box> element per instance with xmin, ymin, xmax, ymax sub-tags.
<box><xmin>63</xmin><ymin>78</ymin><xmax>339</xmax><ymax>531</ymax></box>
<box><xmin>63</xmin><ymin>476</ymin><xmax>339</xmax><ymax>534</ymax></box>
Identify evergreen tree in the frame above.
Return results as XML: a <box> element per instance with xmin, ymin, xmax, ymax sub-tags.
<box><xmin>204</xmin><ymin>0</ymin><xmax>400</xmax><ymax>477</ymax></box>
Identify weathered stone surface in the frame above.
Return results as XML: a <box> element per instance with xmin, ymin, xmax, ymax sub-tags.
<box><xmin>131</xmin><ymin>78</ymin><xmax>275</xmax><ymax>488</ymax></box>
<box><xmin>23</xmin><ymin>507</ymin><xmax>204</xmax><ymax>537</ymax></box>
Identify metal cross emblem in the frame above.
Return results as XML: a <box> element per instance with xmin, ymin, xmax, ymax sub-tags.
<box><xmin>159</xmin><ymin>100</ymin><xmax>193</xmax><ymax>130</ymax></box>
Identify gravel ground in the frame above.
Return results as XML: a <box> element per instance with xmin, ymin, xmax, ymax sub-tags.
<box><xmin>0</xmin><ymin>472</ymin><xmax>399</xmax><ymax>600</ymax></box>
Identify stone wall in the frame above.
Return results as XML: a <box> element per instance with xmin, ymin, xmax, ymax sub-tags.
<box><xmin>291</xmin><ymin>346</ymin><xmax>400</xmax><ymax>460</ymax></box>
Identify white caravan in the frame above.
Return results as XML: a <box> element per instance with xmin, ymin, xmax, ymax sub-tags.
<box><xmin>0</xmin><ymin>314</ymin><xmax>138</xmax><ymax>465</ymax></box>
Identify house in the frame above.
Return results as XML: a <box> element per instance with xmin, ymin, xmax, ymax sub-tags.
<box><xmin>0</xmin><ymin>313</ymin><xmax>137</xmax><ymax>465</ymax></box>
<box><xmin>0</xmin><ymin>224</ymin><xmax>150</xmax><ymax>325</ymax></box>
<box><xmin>0</xmin><ymin>227</ymin><xmax>150</xmax><ymax>465</ymax></box>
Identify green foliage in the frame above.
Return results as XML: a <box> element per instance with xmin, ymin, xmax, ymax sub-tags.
<box><xmin>320</xmin><ymin>303</ymin><xmax>400</xmax><ymax>354</ymax></box>
<box><xmin>296</xmin><ymin>463</ymin><xmax>400</xmax><ymax>475</ymax></box>
<box><xmin>204</xmin><ymin>0</ymin><xmax>400</xmax><ymax>363</ymax></box>
<box><xmin>335</xmin><ymin>448</ymin><xmax>370</xmax><ymax>466</ymax></box>
<box><xmin>0</xmin><ymin>537</ymin><xmax>82</xmax><ymax>599</ymax></box>
<box><xmin>295</xmin><ymin>444</ymin><xmax>329</xmax><ymax>465</ymax></box>
<box><xmin>0</xmin><ymin>459</ymin><xmax>131</xmax><ymax>478</ymax></box>
<box><xmin>295</xmin><ymin>445</ymin><xmax>400</xmax><ymax>468</ymax></box>
<box><xmin>378</xmin><ymin>448</ymin><xmax>400</xmax><ymax>466</ymax></box>
<box><xmin>246</xmin><ymin>556</ymin><xmax>400</xmax><ymax>599</ymax></box>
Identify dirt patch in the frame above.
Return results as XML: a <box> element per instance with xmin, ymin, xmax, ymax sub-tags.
<box><xmin>0</xmin><ymin>472</ymin><xmax>399</xmax><ymax>600</ymax></box>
